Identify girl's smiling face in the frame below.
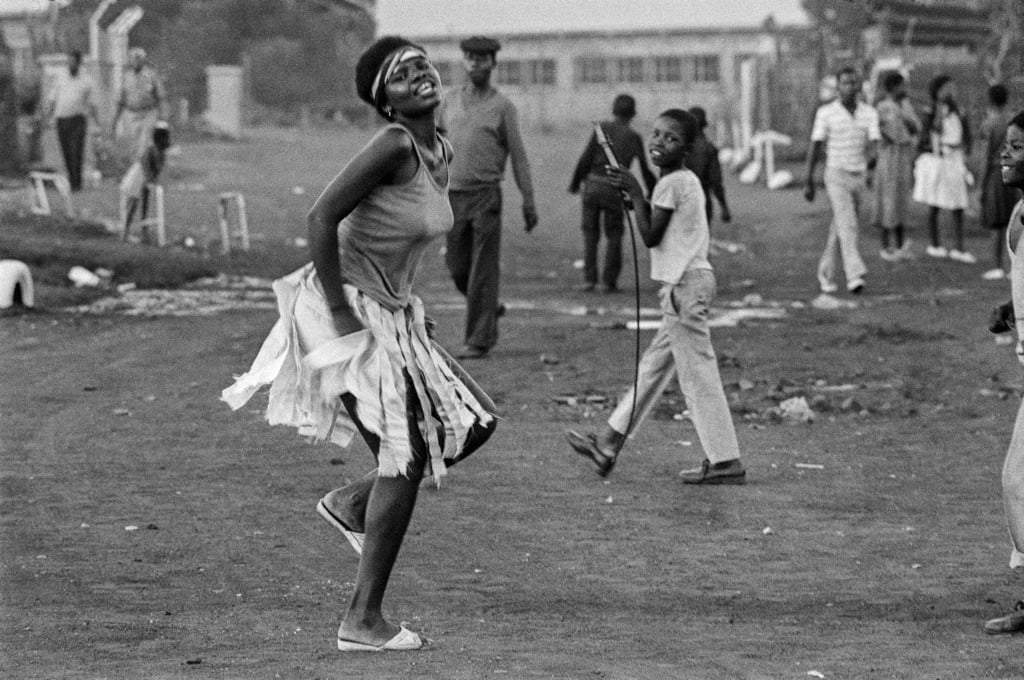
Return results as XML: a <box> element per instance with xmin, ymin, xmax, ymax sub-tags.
<box><xmin>648</xmin><ymin>116</ymin><xmax>686</xmax><ymax>169</ymax></box>
<box><xmin>384</xmin><ymin>54</ymin><xmax>442</xmax><ymax>117</ymax></box>
<box><xmin>1001</xmin><ymin>123</ymin><xmax>1024</xmax><ymax>190</ymax></box>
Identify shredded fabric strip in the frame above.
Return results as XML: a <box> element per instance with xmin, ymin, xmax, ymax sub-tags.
<box><xmin>222</xmin><ymin>263</ymin><xmax>492</xmax><ymax>484</ymax></box>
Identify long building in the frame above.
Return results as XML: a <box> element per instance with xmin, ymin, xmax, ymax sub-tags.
<box><xmin>415</xmin><ymin>22</ymin><xmax>809</xmax><ymax>135</ymax></box>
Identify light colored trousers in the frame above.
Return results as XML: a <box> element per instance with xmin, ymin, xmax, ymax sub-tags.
<box><xmin>1004</xmin><ymin>398</ymin><xmax>1024</xmax><ymax>568</ymax></box>
<box><xmin>608</xmin><ymin>269</ymin><xmax>740</xmax><ymax>464</ymax></box>
<box><xmin>122</xmin><ymin>109</ymin><xmax>159</xmax><ymax>158</ymax></box>
<box><xmin>818</xmin><ymin>167</ymin><xmax>869</xmax><ymax>289</ymax></box>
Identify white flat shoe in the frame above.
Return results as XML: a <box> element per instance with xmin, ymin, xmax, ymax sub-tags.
<box><xmin>337</xmin><ymin>626</ymin><xmax>423</xmax><ymax>651</ymax></box>
<box><xmin>316</xmin><ymin>499</ymin><xmax>364</xmax><ymax>555</ymax></box>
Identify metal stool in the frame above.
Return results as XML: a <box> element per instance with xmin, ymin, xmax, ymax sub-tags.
<box><xmin>29</xmin><ymin>171</ymin><xmax>74</xmax><ymax>216</ymax></box>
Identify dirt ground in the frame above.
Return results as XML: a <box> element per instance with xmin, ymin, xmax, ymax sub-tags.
<box><xmin>3</xmin><ymin>127</ymin><xmax>1024</xmax><ymax>679</ymax></box>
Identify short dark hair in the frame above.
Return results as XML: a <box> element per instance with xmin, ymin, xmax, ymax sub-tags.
<box><xmin>688</xmin><ymin>106</ymin><xmax>708</xmax><ymax>130</ymax></box>
<box><xmin>355</xmin><ymin>35</ymin><xmax>422</xmax><ymax>112</ymax></box>
<box><xmin>989</xmin><ymin>84</ymin><xmax>1009</xmax><ymax>107</ymax></box>
<box><xmin>928</xmin><ymin>74</ymin><xmax>952</xmax><ymax>101</ymax></box>
<box><xmin>612</xmin><ymin>94</ymin><xmax>636</xmax><ymax>118</ymax></box>
<box><xmin>658</xmin><ymin>108</ymin><xmax>698</xmax><ymax>148</ymax></box>
<box><xmin>152</xmin><ymin>125</ymin><xmax>170</xmax><ymax>150</ymax></box>
<box><xmin>881</xmin><ymin>71</ymin><xmax>904</xmax><ymax>93</ymax></box>
<box><xmin>836</xmin><ymin>66</ymin><xmax>859</xmax><ymax>81</ymax></box>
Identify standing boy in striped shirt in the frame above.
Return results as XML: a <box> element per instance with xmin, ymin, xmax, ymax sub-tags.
<box><xmin>804</xmin><ymin>67</ymin><xmax>880</xmax><ymax>294</ymax></box>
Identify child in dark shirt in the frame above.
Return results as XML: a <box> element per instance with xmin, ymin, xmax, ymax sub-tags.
<box><xmin>687</xmin><ymin>106</ymin><xmax>731</xmax><ymax>227</ymax></box>
<box><xmin>120</xmin><ymin>121</ymin><xmax>170</xmax><ymax>243</ymax></box>
<box><xmin>569</xmin><ymin>94</ymin><xmax>656</xmax><ymax>292</ymax></box>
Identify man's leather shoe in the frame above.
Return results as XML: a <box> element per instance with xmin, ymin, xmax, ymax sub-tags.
<box><xmin>985</xmin><ymin>601</ymin><xmax>1024</xmax><ymax>634</ymax></box>
<box><xmin>679</xmin><ymin>458</ymin><xmax>746</xmax><ymax>485</ymax></box>
<box><xmin>565</xmin><ymin>429</ymin><xmax>617</xmax><ymax>477</ymax></box>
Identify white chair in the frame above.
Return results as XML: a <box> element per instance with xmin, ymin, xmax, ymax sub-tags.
<box><xmin>136</xmin><ymin>183</ymin><xmax>167</xmax><ymax>246</ymax></box>
<box><xmin>0</xmin><ymin>260</ymin><xmax>35</xmax><ymax>309</ymax></box>
<box><xmin>218</xmin><ymin>192</ymin><xmax>250</xmax><ymax>254</ymax></box>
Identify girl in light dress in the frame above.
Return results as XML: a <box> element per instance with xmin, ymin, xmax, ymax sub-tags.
<box><xmin>913</xmin><ymin>74</ymin><xmax>975</xmax><ymax>263</ymax></box>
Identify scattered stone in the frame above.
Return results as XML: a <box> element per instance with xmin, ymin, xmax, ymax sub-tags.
<box><xmin>778</xmin><ymin>396</ymin><xmax>814</xmax><ymax>424</ymax></box>
<box><xmin>839</xmin><ymin>397</ymin><xmax>863</xmax><ymax>413</ymax></box>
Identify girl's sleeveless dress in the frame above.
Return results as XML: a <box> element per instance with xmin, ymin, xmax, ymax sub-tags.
<box><xmin>912</xmin><ymin>111</ymin><xmax>970</xmax><ymax>211</ymax></box>
<box><xmin>222</xmin><ymin>124</ymin><xmax>493</xmax><ymax>482</ymax></box>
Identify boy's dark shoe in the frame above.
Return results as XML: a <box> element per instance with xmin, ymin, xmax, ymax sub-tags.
<box><xmin>565</xmin><ymin>429</ymin><xmax>617</xmax><ymax>477</ymax></box>
<box><xmin>984</xmin><ymin>601</ymin><xmax>1024</xmax><ymax>634</ymax></box>
<box><xmin>679</xmin><ymin>458</ymin><xmax>746</xmax><ymax>485</ymax></box>
<box><xmin>988</xmin><ymin>301</ymin><xmax>1015</xmax><ymax>334</ymax></box>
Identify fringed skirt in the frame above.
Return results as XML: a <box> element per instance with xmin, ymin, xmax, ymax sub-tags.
<box><xmin>221</xmin><ymin>263</ymin><xmax>494</xmax><ymax>482</ymax></box>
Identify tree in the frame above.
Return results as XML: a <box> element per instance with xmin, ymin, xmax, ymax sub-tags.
<box><xmin>980</xmin><ymin>0</ymin><xmax>1024</xmax><ymax>84</ymax></box>
<box><xmin>801</xmin><ymin>0</ymin><xmax>874</xmax><ymax>76</ymax></box>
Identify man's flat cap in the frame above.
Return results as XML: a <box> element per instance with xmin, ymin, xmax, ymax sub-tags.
<box><xmin>460</xmin><ymin>36</ymin><xmax>501</xmax><ymax>54</ymax></box>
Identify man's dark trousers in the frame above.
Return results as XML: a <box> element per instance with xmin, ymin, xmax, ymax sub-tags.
<box><xmin>446</xmin><ymin>185</ymin><xmax>502</xmax><ymax>351</ymax></box>
<box><xmin>581</xmin><ymin>179</ymin><xmax>625</xmax><ymax>289</ymax></box>
<box><xmin>56</xmin><ymin>114</ymin><xmax>86</xmax><ymax>191</ymax></box>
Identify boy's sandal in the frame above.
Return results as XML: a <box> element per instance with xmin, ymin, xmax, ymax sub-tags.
<box><xmin>316</xmin><ymin>499</ymin><xmax>364</xmax><ymax>555</ymax></box>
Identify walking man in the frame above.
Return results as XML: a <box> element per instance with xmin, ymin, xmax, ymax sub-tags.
<box><xmin>45</xmin><ymin>50</ymin><xmax>98</xmax><ymax>191</ymax></box>
<box><xmin>804</xmin><ymin>66</ymin><xmax>880</xmax><ymax>294</ymax></box>
<box><xmin>438</xmin><ymin>35</ymin><xmax>538</xmax><ymax>359</ymax></box>
<box><xmin>112</xmin><ymin>47</ymin><xmax>168</xmax><ymax>158</ymax></box>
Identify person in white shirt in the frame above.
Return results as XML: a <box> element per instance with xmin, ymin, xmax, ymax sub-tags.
<box><xmin>565</xmin><ymin>108</ymin><xmax>745</xmax><ymax>485</ymax></box>
<box><xmin>804</xmin><ymin>67</ymin><xmax>880</xmax><ymax>294</ymax></box>
<box><xmin>45</xmin><ymin>50</ymin><xmax>97</xmax><ymax>191</ymax></box>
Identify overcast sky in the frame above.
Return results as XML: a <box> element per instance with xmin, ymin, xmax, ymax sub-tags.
<box><xmin>375</xmin><ymin>0</ymin><xmax>810</xmax><ymax>36</ymax></box>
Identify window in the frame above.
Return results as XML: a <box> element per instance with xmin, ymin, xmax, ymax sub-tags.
<box><xmin>496</xmin><ymin>60</ymin><xmax>522</xmax><ymax>86</ymax></box>
<box><xmin>653</xmin><ymin>56</ymin><xmax>682</xmax><ymax>83</ymax></box>
<box><xmin>615</xmin><ymin>57</ymin><xmax>644</xmax><ymax>83</ymax></box>
<box><xmin>693</xmin><ymin>55</ymin><xmax>720</xmax><ymax>83</ymax></box>
<box><xmin>527</xmin><ymin>59</ymin><xmax>556</xmax><ymax>86</ymax></box>
<box><xmin>577</xmin><ymin>57</ymin><xmax>608</xmax><ymax>84</ymax></box>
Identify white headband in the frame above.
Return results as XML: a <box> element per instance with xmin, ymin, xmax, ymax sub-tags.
<box><xmin>371</xmin><ymin>47</ymin><xmax>427</xmax><ymax>106</ymax></box>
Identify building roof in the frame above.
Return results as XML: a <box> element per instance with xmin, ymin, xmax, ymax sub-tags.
<box><xmin>0</xmin><ymin>0</ymin><xmax>65</xmax><ymax>18</ymax></box>
<box><xmin>376</xmin><ymin>0</ymin><xmax>811</xmax><ymax>37</ymax></box>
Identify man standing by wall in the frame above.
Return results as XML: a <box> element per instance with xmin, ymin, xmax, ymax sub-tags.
<box><xmin>804</xmin><ymin>66</ymin><xmax>879</xmax><ymax>295</ymax></box>
<box><xmin>112</xmin><ymin>47</ymin><xmax>168</xmax><ymax>157</ymax></box>
<box><xmin>45</xmin><ymin>50</ymin><xmax>98</xmax><ymax>192</ymax></box>
<box><xmin>438</xmin><ymin>35</ymin><xmax>538</xmax><ymax>359</ymax></box>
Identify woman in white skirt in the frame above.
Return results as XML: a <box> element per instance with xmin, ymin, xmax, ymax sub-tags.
<box><xmin>222</xmin><ymin>36</ymin><xmax>496</xmax><ymax>652</ymax></box>
<box><xmin>913</xmin><ymin>74</ymin><xmax>975</xmax><ymax>263</ymax></box>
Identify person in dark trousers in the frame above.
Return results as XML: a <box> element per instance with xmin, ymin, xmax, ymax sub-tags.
<box><xmin>44</xmin><ymin>50</ymin><xmax>97</xmax><ymax>191</ymax></box>
<box><xmin>687</xmin><ymin>106</ymin><xmax>731</xmax><ymax>228</ymax></box>
<box><xmin>978</xmin><ymin>84</ymin><xmax>1020</xmax><ymax>280</ymax></box>
<box><xmin>438</xmin><ymin>35</ymin><xmax>538</xmax><ymax>359</ymax></box>
<box><xmin>569</xmin><ymin>94</ymin><xmax>656</xmax><ymax>292</ymax></box>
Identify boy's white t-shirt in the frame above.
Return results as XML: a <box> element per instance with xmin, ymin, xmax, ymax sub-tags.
<box><xmin>649</xmin><ymin>168</ymin><xmax>712</xmax><ymax>284</ymax></box>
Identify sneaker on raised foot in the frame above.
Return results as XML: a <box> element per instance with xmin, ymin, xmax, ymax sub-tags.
<box><xmin>679</xmin><ymin>458</ymin><xmax>746</xmax><ymax>485</ymax></box>
<box><xmin>847</xmin><ymin>277</ymin><xmax>865</xmax><ymax>294</ymax></box>
<box><xmin>879</xmin><ymin>248</ymin><xmax>899</xmax><ymax>262</ymax></box>
<box><xmin>949</xmin><ymin>249</ymin><xmax>977</xmax><ymax>264</ymax></box>
<box><xmin>926</xmin><ymin>245</ymin><xmax>949</xmax><ymax>258</ymax></box>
